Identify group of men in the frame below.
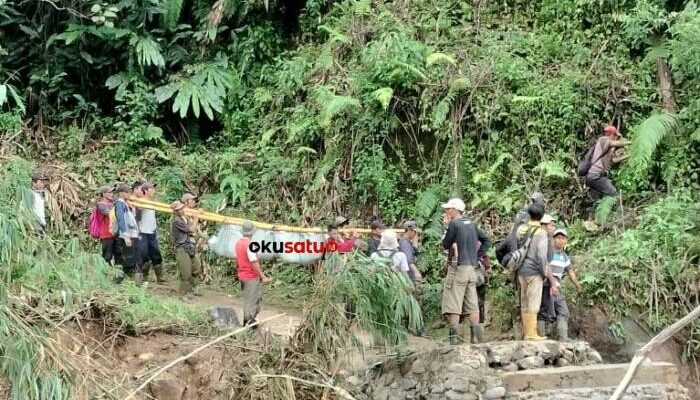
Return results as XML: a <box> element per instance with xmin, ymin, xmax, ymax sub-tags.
<box><xmin>20</xmin><ymin>124</ymin><xmax>624</xmax><ymax>339</ymax></box>
<box><xmin>91</xmin><ymin>183</ymin><xmax>206</xmax><ymax>294</ymax></box>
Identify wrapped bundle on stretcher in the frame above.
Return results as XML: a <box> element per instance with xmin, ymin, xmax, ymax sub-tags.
<box><xmin>208</xmin><ymin>225</ymin><xmax>328</xmax><ymax>266</ymax></box>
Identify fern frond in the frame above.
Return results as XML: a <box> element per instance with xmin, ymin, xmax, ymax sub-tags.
<box><xmin>162</xmin><ymin>0</ymin><xmax>184</xmax><ymax>29</ymax></box>
<box><xmin>371</xmin><ymin>87</ymin><xmax>393</xmax><ymax>110</ymax></box>
<box><xmin>628</xmin><ymin>112</ymin><xmax>678</xmax><ymax>174</ymax></box>
<box><xmin>414</xmin><ymin>186</ymin><xmax>441</xmax><ymax>224</ymax></box>
<box><xmin>595</xmin><ymin>196</ymin><xmax>617</xmax><ymax>225</ymax></box>
<box><xmin>449</xmin><ymin>77</ymin><xmax>470</xmax><ymax>92</ymax></box>
<box><xmin>534</xmin><ymin>160</ymin><xmax>567</xmax><ymax>179</ymax></box>
<box><xmin>353</xmin><ymin>0</ymin><xmax>371</xmax><ymax>16</ymax></box>
<box><xmin>644</xmin><ymin>42</ymin><xmax>670</xmax><ymax>63</ymax></box>
<box><xmin>426</xmin><ymin>52</ymin><xmax>457</xmax><ymax>67</ymax></box>
<box><xmin>430</xmin><ymin>92</ymin><xmax>455</xmax><ymax>129</ymax></box>
<box><xmin>318</xmin><ymin>95</ymin><xmax>361</xmax><ymax>128</ymax></box>
<box><xmin>318</xmin><ymin>25</ymin><xmax>349</xmax><ymax>44</ymax></box>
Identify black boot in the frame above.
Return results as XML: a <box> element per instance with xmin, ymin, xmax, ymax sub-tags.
<box><xmin>448</xmin><ymin>327</ymin><xmax>463</xmax><ymax>345</ymax></box>
<box><xmin>470</xmin><ymin>324</ymin><xmax>484</xmax><ymax>344</ymax></box>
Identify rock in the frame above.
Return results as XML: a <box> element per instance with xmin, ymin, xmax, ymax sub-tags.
<box><xmin>484</xmin><ymin>386</ymin><xmax>506</xmax><ymax>399</ymax></box>
<box><xmin>346</xmin><ymin>376</ymin><xmax>363</xmax><ymax>388</ymax></box>
<box><xmin>588</xmin><ymin>350</ymin><xmax>604</xmax><ymax>364</ymax></box>
<box><xmin>411</xmin><ymin>359</ymin><xmax>426</xmax><ymax>374</ymax></box>
<box><xmin>402</xmin><ymin>379</ymin><xmax>418</xmax><ymax>390</ymax></box>
<box><xmin>138</xmin><ymin>353</ymin><xmax>154</xmax><ymax>361</ymax></box>
<box><xmin>373</xmin><ymin>386</ymin><xmax>390</xmax><ymax>400</ymax></box>
<box><xmin>149</xmin><ymin>378</ymin><xmax>185</xmax><ymax>400</ymax></box>
<box><xmin>502</xmin><ymin>363</ymin><xmax>519</xmax><ymax>372</ymax></box>
<box><xmin>445</xmin><ymin>376</ymin><xmax>471</xmax><ymax>392</ymax></box>
<box><xmin>557</xmin><ymin>358</ymin><xmax>570</xmax><ymax>367</ymax></box>
<box><xmin>484</xmin><ymin>376</ymin><xmax>503</xmax><ymax>389</ymax></box>
<box><xmin>208</xmin><ymin>307</ymin><xmax>240</xmax><ymax>328</ymax></box>
<box><xmin>431</xmin><ymin>382</ymin><xmax>446</xmax><ymax>394</ymax></box>
<box><xmin>517</xmin><ymin>356</ymin><xmax>544</xmax><ymax>370</ymax></box>
<box><xmin>448</xmin><ymin>362</ymin><xmax>470</xmax><ymax>375</ymax></box>
<box><xmin>389</xmin><ymin>382</ymin><xmax>399</xmax><ymax>389</ymax></box>
<box><xmin>445</xmin><ymin>390</ymin><xmax>468</xmax><ymax>400</ymax></box>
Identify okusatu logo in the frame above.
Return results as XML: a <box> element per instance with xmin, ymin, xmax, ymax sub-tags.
<box><xmin>248</xmin><ymin>240</ymin><xmax>337</xmax><ymax>254</ymax></box>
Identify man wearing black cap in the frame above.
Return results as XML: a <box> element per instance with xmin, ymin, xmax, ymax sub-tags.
<box><xmin>21</xmin><ymin>171</ymin><xmax>50</xmax><ymax>234</ymax></box>
<box><xmin>136</xmin><ymin>182</ymin><xmax>165</xmax><ymax>283</ymax></box>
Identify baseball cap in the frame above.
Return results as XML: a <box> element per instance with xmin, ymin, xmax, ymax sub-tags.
<box><xmin>32</xmin><ymin>171</ymin><xmax>49</xmax><ymax>181</ymax></box>
<box><xmin>370</xmin><ymin>219</ymin><xmax>385</xmax><ymax>230</ymax></box>
<box><xmin>441</xmin><ymin>198</ymin><xmax>466</xmax><ymax>212</ymax></box>
<box><xmin>604</xmin><ymin>125</ymin><xmax>620</xmax><ymax>136</ymax></box>
<box><xmin>403</xmin><ymin>220</ymin><xmax>418</xmax><ymax>231</ymax></box>
<box><xmin>541</xmin><ymin>214</ymin><xmax>557</xmax><ymax>224</ymax></box>
<box><xmin>553</xmin><ymin>228</ymin><xmax>568</xmax><ymax>238</ymax></box>
<box><xmin>181</xmin><ymin>193</ymin><xmax>198</xmax><ymax>203</ymax></box>
<box><xmin>170</xmin><ymin>200</ymin><xmax>185</xmax><ymax>211</ymax></box>
<box><xmin>99</xmin><ymin>185</ymin><xmax>114</xmax><ymax>194</ymax></box>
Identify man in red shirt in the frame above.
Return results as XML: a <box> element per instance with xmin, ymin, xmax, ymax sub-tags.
<box><xmin>326</xmin><ymin>223</ymin><xmax>358</xmax><ymax>253</ymax></box>
<box><xmin>235</xmin><ymin>220</ymin><xmax>271</xmax><ymax>327</ymax></box>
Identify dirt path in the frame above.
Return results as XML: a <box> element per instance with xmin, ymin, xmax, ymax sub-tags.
<box><xmin>148</xmin><ymin>281</ymin><xmax>438</xmax><ymax>358</ymax></box>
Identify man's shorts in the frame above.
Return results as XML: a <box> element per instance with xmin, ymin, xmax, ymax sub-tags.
<box><xmin>441</xmin><ymin>265</ymin><xmax>479</xmax><ymax>316</ymax></box>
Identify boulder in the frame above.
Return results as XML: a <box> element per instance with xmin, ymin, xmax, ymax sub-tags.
<box><xmin>149</xmin><ymin>377</ymin><xmax>186</xmax><ymax>400</ymax></box>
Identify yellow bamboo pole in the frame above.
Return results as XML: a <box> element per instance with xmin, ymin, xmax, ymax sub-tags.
<box><xmin>127</xmin><ymin>198</ymin><xmax>395</xmax><ymax>235</ymax></box>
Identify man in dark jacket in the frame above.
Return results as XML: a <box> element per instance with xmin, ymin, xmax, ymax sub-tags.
<box><xmin>440</xmin><ymin>198</ymin><xmax>491</xmax><ymax>344</ymax></box>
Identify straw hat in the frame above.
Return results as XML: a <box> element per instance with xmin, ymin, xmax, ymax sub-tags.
<box><xmin>378</xmin><ymin>229</ymin><xmax>399</xmax><ymax>250</ymax></box>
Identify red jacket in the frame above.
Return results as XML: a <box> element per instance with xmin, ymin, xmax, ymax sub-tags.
<box><xmin>95</xmin><ymin>200</ymin><xmax>114</xmax><ymax>239</ymax></box>
<box><xmin>327</xmin><ymin>237</ymin><xmax>355</xmax><ymax>253</ymax></box>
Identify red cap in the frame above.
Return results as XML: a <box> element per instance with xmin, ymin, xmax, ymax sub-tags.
<box><xmin>604</xmin><ymin>125</ymin><xmax>619</xmax><ymax>135</ymax></box>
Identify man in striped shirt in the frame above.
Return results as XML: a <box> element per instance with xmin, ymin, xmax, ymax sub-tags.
<box><xmin>537</xmin><ymin>228</ymin><xmax>583</xmax><ymax>340</ymax></box>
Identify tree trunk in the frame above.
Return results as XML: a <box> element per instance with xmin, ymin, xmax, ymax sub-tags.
<box><xmin>656</xmin><ymin>59</ymin><xmax>678</xmax><ymax>112</ymax></box>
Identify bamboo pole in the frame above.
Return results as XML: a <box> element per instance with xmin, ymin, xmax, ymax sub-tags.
<box><xmin>128</xmin><ymin>198</ymin><xmax>399</xmax><ymax>235</ymax></box>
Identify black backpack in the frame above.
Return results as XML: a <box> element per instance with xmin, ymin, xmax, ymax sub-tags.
<box><xmin>577</xmin><ymin>139</ymin><xmax>611</xmax><ymax>176</ymax></box>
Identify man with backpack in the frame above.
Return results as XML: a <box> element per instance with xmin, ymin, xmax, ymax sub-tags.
<box><xmin>514</xmin><ymin>203</ymin><xmax>560</xmax><ymax>341</ymax></box>
<box><xmin>136</xmin><ymin>182</ymin><xmax>165</xmax><ymax>283</ymax></box>
<box><xmin>366</xmin><ymin>218</ymin><xmax>385</xmax><ymax>256</ymax></box>
<box><xmin>581</xmin><ymin>125</ymin><xmax>631</xmax><ymax>202</ymax></box>
<box><xmin>21</xmin><ymin>171</ymin><xmax>50</xmax><ymax>234</ymax></box>
<box><xmin>114</xmin><ymin>184</ymin><xmax>143</xmax><ymax>284</ymax></box>
<box><xmin>440</xmin><ymin>198</ymin><xmax>491</xmax><ymax>345</ymax></box>
<box><xmin>371</xmin><ymin>229</ymin><xmax>411</xmax><ymax>280</ymax></box>
<box><xmin>92</xmin><ymin>185</ymin><xmax>118</xmax><ymax>264</ymax></box>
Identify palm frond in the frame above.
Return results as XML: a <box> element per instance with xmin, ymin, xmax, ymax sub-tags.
<box><xmin>628</xmin><ymin>112</ymin><xmax>678</xmax><ymax>175</ymax></box>
<box><xmin>162</xmin><ymin>0</ymin><xmax>184</xmax><ymax>29</ymax></box>
<box><xmin>130</xmin><ymin>35</ymin><xmax>165</xmax><ymax>69</ymax></box>
<box><xmin>426</xmin><ymin>52</ymin><xmax>457</xmax><ymax>67</ymax></box>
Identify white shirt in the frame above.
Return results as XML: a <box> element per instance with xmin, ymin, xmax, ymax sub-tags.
<box><xmin>33</xmin><ymin>190</ymin><xmax>46</xmax><ymax>226</ymax></box>
<box><xmin>371</xmin><ymin>249</ymin><xmax>410</xmax><ymax>273</ymax></box>
<box><xmin>138</xmin><ymin>209</ymin><xmax>157</xmax><ymax>234</ymax></box>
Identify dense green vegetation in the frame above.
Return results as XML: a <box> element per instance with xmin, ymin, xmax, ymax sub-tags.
<box><xmin>1</xmin><ymin>0</ymin><xmax>699</xmax><ymax>398</ymax></box>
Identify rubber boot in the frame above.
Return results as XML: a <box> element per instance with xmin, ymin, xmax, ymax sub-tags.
<box><xmin>448</xmin><ymin>327</ymin><xmax>463</xmax><ymax>345</ymax></box>
<box><xmin>513</xmin><ymin>321</ymin><xmax>523</xmax><ymax>340</ymax></box>
<box><xmin>523</xmin><ymin>313</ymin><xmax>547</xmax><ymax>341</ymax></box>
<box><xmin>537</xmin><ymin>320</ymin><xmax>547</xmax><ymax>337</ymax></box>
<box><xmin>557</xmin><ymin>318</ymin><xmax>569</xmax><ymax>341</ymax></box>
<box><xmin>153</xmin><ymin>264</ymin><xmax>167</xmax><ymax>283</ymax></box>
<box><xmin>470</xmin><ymin>324</ymin><xmax>484</xmax><ymax>344</ymax></box>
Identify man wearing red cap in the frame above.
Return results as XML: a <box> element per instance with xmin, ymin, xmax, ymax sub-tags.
<box><xmin>585</xmin><ymin>125</ymin><xmax>630</xmax><ymax>201</ymax></box>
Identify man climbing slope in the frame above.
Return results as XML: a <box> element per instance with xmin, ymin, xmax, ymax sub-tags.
<box><xmin>366</xmin><ymin>218</ymin><xmax>385</xmax><ymax>256</ymax></box>
<box><xmin>235</xmin><ymin>220</ymin><xmax>272</xmax><ymax>327</ymax></box>
<box><xmin>95</xmin><ymin>185</ymin><xmax>118</xmax><ymax>264</ymax></box>
<box><xmin>585</xmin><ymin>125</ymin><xmax>631</xmax><ymax>202</ymax></box>
<box><xmin>441</xmin><ymin>198</ymin><xmax>491</xmax><ymax>345</ymax></box>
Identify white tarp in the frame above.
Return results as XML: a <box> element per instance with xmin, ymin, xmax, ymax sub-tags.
<box><xmin>208</xmin><ymin>224</ymin><xmax>327</xmax><ymax>265</ymax></box>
